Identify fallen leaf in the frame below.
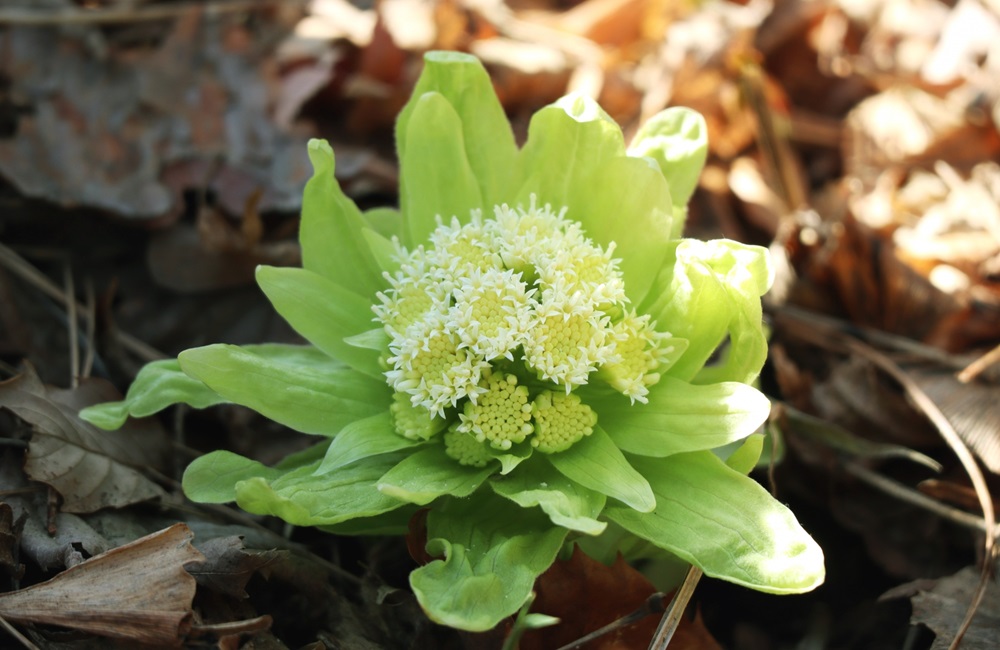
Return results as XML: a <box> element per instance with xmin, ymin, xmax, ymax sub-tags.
<box><xmin>0</xmin><ymin>366</ymin><xmax>169</xmax><ymax>513</ymax></box>
<box><xmin>0</xmin><ymin>7</ymin><xmax>313</xmax><ymax>220</ymax></box>
<box><xmin>908</xmin><ymin>566</ymin><xmax>1000</xmax><ymax>650</ymax></box>
<box><xmin>147</xmin><ymin>221</ymin><xmax>300</xmax><ymax>294</ymax></box>
<box><xmin>190</xmin><ymin>536</ymin><xmax>284</xmax><ymax>599</ymax></box>
<box><xmin>0</xmin><ymin>523</ymin><xmax>204</xmax><ymax>645</ymax></box>
<box><xmin>519</xmin><ymin>546</ymin><xmax>720</xmax><ymax>650</ymax></box>
<box><xmin>0</xmin><ymin>502</ymin><xmax>22</xmax><ymax>581</ymax></box>
<box><xmin>908</xmin><ymin>364</ymin><xmax>1000</xmax><ymax>474</ymax></box>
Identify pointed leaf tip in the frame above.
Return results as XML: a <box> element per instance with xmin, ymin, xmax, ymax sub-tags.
<box><xmin>306</xmin><ymin>138</ymin><xmax>334</xmax><ymax>171</ymax></box>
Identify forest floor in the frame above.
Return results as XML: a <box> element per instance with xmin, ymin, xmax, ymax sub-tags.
<box><xmin>1</xmin><ymin>0</ymin><xmax>999</xmax><ymax>648</ymax></box>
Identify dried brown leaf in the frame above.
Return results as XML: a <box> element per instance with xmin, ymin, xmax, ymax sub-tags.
<box><xmin>909</xmin><ymin>365</ymin><xmax>1000</xmax><ymax>474</ymax></box>
<box><xmin>0</xmin><ymin>7</ymin><xmax>312</xmax><ymax>220</ymax></box>
<box><xmin>0</xmin><ymin>523</ymin><xmax>204</xmax><ymax>645</ymax></box>
<box><xmin>519</xmin><ymin>547</ymin><xmax>720</xmax><ymax>650</ymax></box>
<box><xmin>0</xmin><ymin>453</ymin><xmax>111</xmax><ymax>571</ymax></box>
<box><xmin>0</xmin><ymin>502</ymin><xmax>23</xmax><ymax>581</ymax></box>
<box><xmin>147</xmin><ymin>222</ymin><xmax>299</xmax><ymax>294</ymax></box>
<box><xmin>909</xmin><ymin>566</ymin><xmax>1000</xmax><ymax>650</ymax></box>
<box><xmin>190</xmin><ymin>536</ymin><xmax>284</xmax><ymax>599</ymax></box>
<box><xmin>0</xmin><ymin>366</ymin><xmax>168</xmax><ymax>513</ymax></box>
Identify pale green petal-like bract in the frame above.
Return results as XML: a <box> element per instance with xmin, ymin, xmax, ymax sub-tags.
<box><xmin>593</xmin><ymin>377</ymin><xmax>770</xmax><ymax>457</ymax></box>
<box><xmin>300</xmin><ymin>139</ymin><xmax>385</xmax><ymax>298</ymax></box>
<box><xmin>255</xmin><ymin>265</ymin><xmax>382</xmax><ymax>379</ymax></box>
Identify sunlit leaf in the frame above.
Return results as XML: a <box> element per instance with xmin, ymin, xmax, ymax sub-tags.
<box><xmin>300</xmin><ymin>139</ymin><xmax>385</xmax><ymax>298</ymax></box>
<box><xmin>516</xmin><ymin>95</ymin><xmax>674</xmax><ymax>304</ymax></box>
<box><xmin>594</xmin><ymin>377</ymin><xmax>770</xmax><ymax>456</ymax></box>
<box><xmin>605</xmin><ymin>452</ymin><xmax>825</xmax><ymax>594</ymax></box>
<box><xmin>255</xmin><ymin>266</ymin><xmax>382</xmax><ymax>378</ymax></box>
<box><xmin>178</xmin><ymin>344</ymin><xmax>389</xmax><ymax>437</ymax></box>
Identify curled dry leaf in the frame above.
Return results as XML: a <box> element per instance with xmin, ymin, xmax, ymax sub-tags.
<box><xmin>0</xmin><ymin>448</ymin><xmax>111</xmax><ymax>571</ymax></box>
<box><xmin>905</xmin><ymin>566</ymin><xmax>1000</xmax><ymax>650</ymax></box>
<box><xmin>0</xmin><ymin>366</ymin><xmax>169</xmax><ymax>513</ymax></box>
<box><xmin>0</xmin><ymin>523</ymin><xmax>204</xmax><ymax>645</ymax></box>
<box><xmin>189</xmin><ymin>536</ymin><xmax>284</xmax><ymax>599</ymax></box>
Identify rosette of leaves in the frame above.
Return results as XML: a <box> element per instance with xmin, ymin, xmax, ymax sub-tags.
<box><xmin>82</xmin><ymin>51</ymin><xmax>824</xmax><ymax>631</ymax></box>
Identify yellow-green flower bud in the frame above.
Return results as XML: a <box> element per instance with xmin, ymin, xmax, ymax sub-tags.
<box><xmin>530</xmin><ymin>390</ymin><xmax>597</xmax><ymax>453</ymax></box>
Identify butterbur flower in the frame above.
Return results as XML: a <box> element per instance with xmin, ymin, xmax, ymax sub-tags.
<box><xmin>82</xmin><ymin>51</ymin><xmax>824</xmax><ymax>631</ymax></box>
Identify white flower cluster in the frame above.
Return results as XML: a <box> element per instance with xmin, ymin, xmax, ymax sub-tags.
<box><xmin>373</xmin><ymin>197</ymin><xmax>671</xmax><ymax>457</ymax></box>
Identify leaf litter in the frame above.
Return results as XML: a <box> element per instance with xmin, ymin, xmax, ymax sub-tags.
<box><xmin>1</xmin><ymin>0</ymin><xmax>1000</xmax><ymax>648</ymax></box>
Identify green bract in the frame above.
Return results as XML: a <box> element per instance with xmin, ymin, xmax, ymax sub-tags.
<box><xmin>81</xmin><ymin>51</ymin><xmax>824</xmax><ymax>631</ymax></box>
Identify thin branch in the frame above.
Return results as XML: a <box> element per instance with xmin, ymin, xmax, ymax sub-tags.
<box><xmin>0</xmin><ymin>613</ymin><xmax>39</xmax><ymax>650</ymax></box>
<box><xmin>81</xmin><ymin>278</ymin><xmax>96</xmax><ymax>379</ymax></box>
<box><xmin>767</xmin><ymin>304</ymin><xmax>969</xmax><ymax>370</ymax></box>
<box><xmin>775</xmin><ymin>306</ymin><xmax>995</xmax><ymax>650</ymax></box>
<box><xmin>957</xmin><ymin>342</ymin><xmax>1000</xmax><ymax>383</ymax></box>
<box><xmin>63</xmin><ymin>264</ymin><xmax>79</xmax><ymax>388</ymax></box>
<box><xmin>843</xmin><ymin>461</ymin><xmax>994</xmax><ymax>534</ymax></box>
<box><xmin>649</xmin><ymin>566</ymin><xmax>703</xmax><ymax>649</ymax></box>
<box><xmin>554</xmin><ymin>592</ymin><xmax>669</xmax><ymax>650</ymax></box>
<box><xmin>841</xmin><ymin>339</ymin><xmax>996</xmax><ymax>547</ymax></box>
<box><xmin>0</xmin><ymin>241</ymin><xmax>166</xmax><ymax>364</ymax></box>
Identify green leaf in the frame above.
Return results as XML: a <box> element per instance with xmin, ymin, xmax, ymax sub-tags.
<box><xmin>177</xmin><ymin>344</ymin><xmax>390</xmax><ymax>437</ymax></box>
<box><xmin>344</xmin><ymin>328</ymin><xmax>390</xmax><ymax>352</ymax></box>
<box><xmin>319</xmin><ymin>505</ymin><xmax>420</xmax><ymax>536</ymax></box>
<box><xmin>78</xmin><ymin>359</ymin><xmax>227</xmax><ymax>430</ymax></box>
<box><xmin>363</xmin><ymin>206</ymin><xmax>403</xmax><ymax>240</ymax></box>
<box><xmin>593</xmin><ymin>377</ymin><xmax>770</xmax><ymax>457</ymax></box>
<box><xmin>489</xmin><ymin>444</ymin><xmax>533</xmax><ymax>475</ymax></box>
<box><xmin>182</xmin><ymin>450</ymin><xmax>286</xmax><ymax>504</ymax></box>
<box><xmin>516</xmin><ymin>95</ymin><xmax>674</xmax><ymax>304</ymax></box>
<box><xmin>641</xmin><ymin>240</ymin><xmax>772</xmax><ymax>384</ymax></box>
<box><xmin>396</xmin><ymin>51</ymin><xmax>518</xmax><ymax>213</ymax></box>
<box><xmin>361</xmin><ymin>227</ymin><xmax>401</xmax><ymax>276</ymax></box>
<box><xmin>628</xmin><ymin>107</ymin><xmax>708</xmax><ymax>211</ymax></box>
<box><xmin>234</xmin><ymin>453</ymin><xmax>409</xmax><ymax>527</ymax></box>
<box><xmin>491</xmin><ymin>460</ymin><xmax>606</xmax><ymax>535</ymax></box>
<box><xmin>724</xmin><ymin>433</ymin><xmax>765</xmax><ymax>475</ymax></box>
<box><xmin>299</xmin><ymin>139</ymin><xmax>385</xmax><ymax>298</ymax></box>
<box><xmin>410</xmin><ymin>493</ymin><xmax>568</xmax><ymax>631</ymax></box>
<box><xmin>398</xmin><ymin>91</ymin><xmax>484</xmax><ymax>246</ymax></box>
<box><xmin>376</xmin><ymin>447</ymin><xmax>495</xmax><ymax>505</ymax></box>
<box><xmin>317</xmin><ymin>412</ymin><xmax>426</xmax><ymax>473</ymax></box>
<box><xmin>255</xmin><ymin>265</ymin><xmax>382</xmax><ymax>378</ymax></box>
<box><xmin>604</xmin><ymin>452</ymin><xmax>825</xmax><ymax>594</ymax></box>
<box><xmin>546</xmin><ymin>425</ymin><xmax>654</xmax><ymax>513</ymax></box>
<box><xmin>691</xmin><ymin>241</ymin><xmax>772</xmax><ymax>385</ymax></box>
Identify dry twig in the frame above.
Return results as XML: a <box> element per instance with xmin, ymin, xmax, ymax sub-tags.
<box><xmin>649</xmin><ymin>566</ymin><xmax>704</xmax><ymax>649</ymax></box>
<box><xmin>773</xmin><ymin>306</ymin><xmax>996</xmax><ymax>650</ymax></box>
